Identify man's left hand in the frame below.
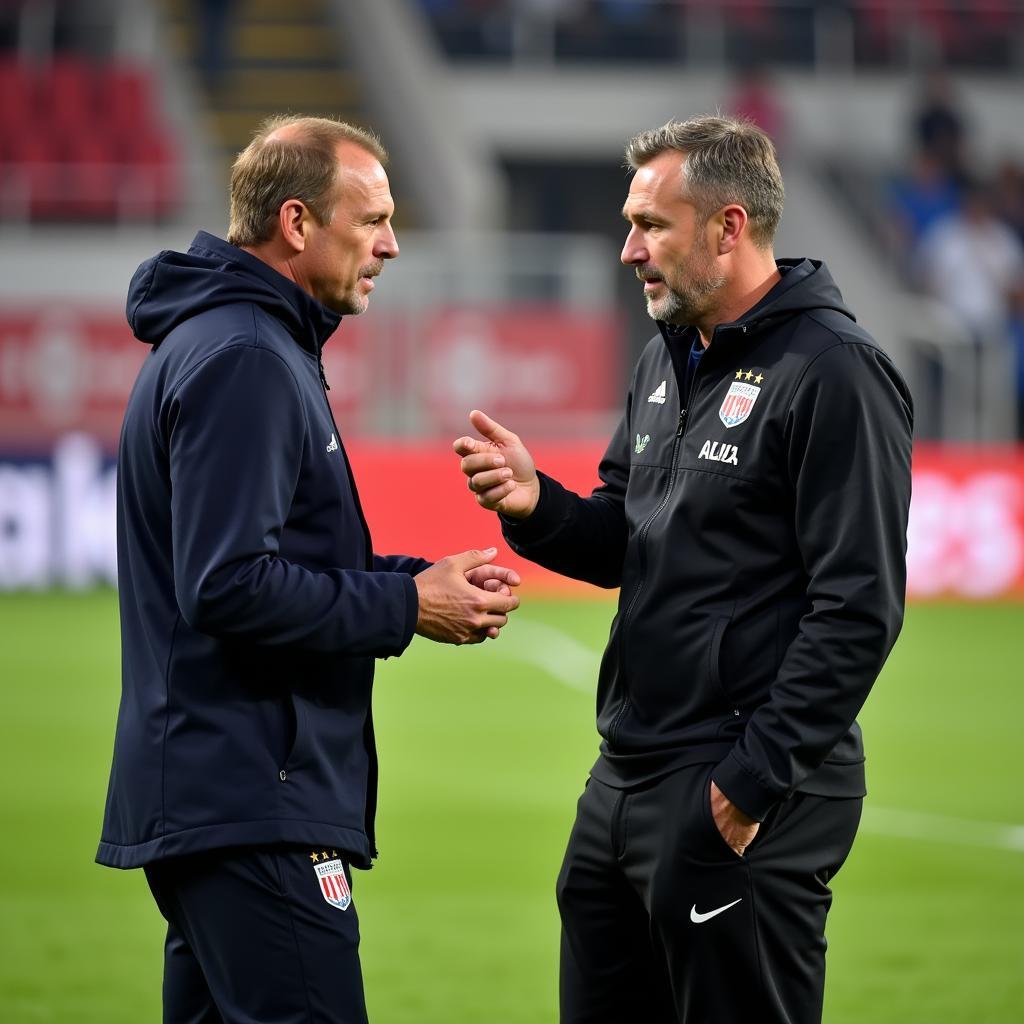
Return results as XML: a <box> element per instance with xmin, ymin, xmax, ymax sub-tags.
<box><xmin>709</xmin><ymin>780</ymin><xmax>759</xmax><ymax>857</ymax></box>
<box><xmin>464</xmin><ymin>563</ymin><xmax>522</xmax><ymax>598</ymax></box>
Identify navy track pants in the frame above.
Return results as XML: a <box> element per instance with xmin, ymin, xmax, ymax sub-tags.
<box><xmin>144</xmin><ymin>845</ymin><xmax>368</xmax><ymax>1024</ymax></box>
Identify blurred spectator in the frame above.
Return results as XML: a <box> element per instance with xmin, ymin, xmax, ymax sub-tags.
<box><xmin>992</xmin><ymin>157</ymin><xmax>1024</xmax><ymax>247</ymax></box>
<box><xmin>1013</xmin><ymin>294</ymin><xmax>1024</xmax><ymax>439</ymax></box>
<box><xmin>918</xmin><ymin>181</ymin><xmax>1024</xmax><ymax>346</ymax></box>
<box><xmin>912</xmin><ymin>70</ymin><xmax>969</xmax><ymax>185</ymax></box>
<box><xmin>728</xmin><ymin>65</ymin><xmax>787</xmax><ymax>155</ymax></box>
<box><xmin>512</xmin><ymin>0</ymin><xmax>582</xmax><ymax>61</ymax></box>
<box><xmin>887</xmin><ymin>149</ymin><xmax>962</xmax><ymax>257</ymax></box>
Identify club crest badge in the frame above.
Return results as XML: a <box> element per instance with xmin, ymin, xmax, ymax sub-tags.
<box><xmin>719</xmin><ymin>379</ymin><xmax>761</xmax><ymax>429</ymax></box>
<box><xmin>311</xmin><ymin>850</ymin><xmax>351</xmax><ymax>911</ymax></box>
<box><xmin>635</xmin><ymin>433</ymin><xmax>651</xmax><ymax>454</ymax></box>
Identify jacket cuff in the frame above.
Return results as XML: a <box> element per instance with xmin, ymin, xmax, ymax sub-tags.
<box><xmin>499</xmin><ymin>473</ymin><xmax>570</xmax><ymax>545</ymax></box>
<box><xmin>711</xmin><ymin>752</ymin><xmax>783</xmax><ymax>822</ymax></box>
<box><xmin>390</xmin><ymin>572</ymin><xmax>420</xmax><ymax>659</ymax></box>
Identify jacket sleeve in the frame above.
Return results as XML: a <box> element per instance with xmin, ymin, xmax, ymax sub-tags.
<box><xmin>499</xmin><ymin>400</ymin><xmax>632</xmax><ymax>589</ymax></box>
<box><xmin>168</xmin><ymin>344</ymin><xmax>418</xmax><ymax>657</ymax></box>
<box><xmin>712</xmin><ymin>341</ymin><xmax>913</xmax><ymax>820</ymax></box>
<box><xmin>373</xmin><ymin>554</ymin><xmax>432</xmax><ymax>576</ymax></box>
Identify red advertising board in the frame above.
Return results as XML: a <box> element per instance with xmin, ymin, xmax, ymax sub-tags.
<box><xmin>1</xmin><ymin>436</ymin><xmax>1024</xmax><ymax>597</ymax></box>
<box><xmin>1</xmin><ymin>302</ymin><xmax>1022</xmax><ymax>597</ymax></box>
<box><xmin>0</xmin><ymin>305</ymin><xmax>620</xmax><ymax>448</ymax></box>
<box><xmin>349</xmin><ymin>442</ymin><xmax>1024</xmax><ymax>601</ymax></box>
<box><xmin>0</xmin><ymin>308</ymin><xmax>145</xmax><ymax>452</ymax></box>
<box><xmin>348</xmin><ymin>440</ymin><xmax>610</xmax><ymax>596</ymax></box>
<box><xmin>0</xmin><ymin>307</ymin><xmax>370</xmax><ymax>450</ymax></box>
<box><xmin>420</xmin><ymin>308</ymin><xmax>620</xmax><ymax>433</ymax></box>
<box><xmin>907</xmin><ymin>446</ymin><xmax>1024</xmax><ymax>600</ymax></box>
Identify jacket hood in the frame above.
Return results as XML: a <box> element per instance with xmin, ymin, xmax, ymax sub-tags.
<box><xmin>126</xmin><ymin>231</ymin><xmax>342</xmax><ymax>354</ymax></box>
<box><xmin>659</xmin><ymin>258</ymin><xmax>855</xmax><ymax>345</ymax></box>
<box><xmin>741</xmin><ymin>258</ymin><xmax>853</xmax><ymax>328</ymax></box>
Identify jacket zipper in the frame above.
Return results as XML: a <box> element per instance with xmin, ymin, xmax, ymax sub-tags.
<box><xmin>608</xmin><ymin>356</ymin><xmax>700</xmax><ymax>746</ymax></box>
<box><xmin>316</xmin><ymin>344</ymin><xmax>380</xmax><ymax>858</ymax></box>
<box><xmin>316</xmin><ymin>347</ymin><xmax>371</xmax><ymax>563</ymax></box>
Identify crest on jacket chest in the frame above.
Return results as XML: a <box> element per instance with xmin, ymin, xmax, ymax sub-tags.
<box><xmin>719</xmin><ymin>370</ymin><xmax>764</xmax><ymax>428</ymax></box>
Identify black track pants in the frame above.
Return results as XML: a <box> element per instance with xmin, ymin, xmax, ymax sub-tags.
<box><xmin>556</xmin><ymin>764</ymin><xmax>863</xmax><ymax>1024</ymax></box>
<box><xmin>144</xmin><ymin>845</ymin><xmax>368</xmax><ymax>1024</ymax></box>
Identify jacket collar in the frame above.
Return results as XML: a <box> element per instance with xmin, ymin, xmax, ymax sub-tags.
<box><xmin>189</xmin><ymin>231</ymin><xmax>343</xmax><ymax>355</ymax></box>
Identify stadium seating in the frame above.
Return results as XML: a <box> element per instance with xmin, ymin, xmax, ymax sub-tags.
<box><xmin>0</xmin><ymin>54</ymin><xmax>180</xmax><ymax>222</ymax></box>
<box><xmin>418</xmin><ymin>0</ymin><xmax>1024</xmax><ymax>69</ymax></box>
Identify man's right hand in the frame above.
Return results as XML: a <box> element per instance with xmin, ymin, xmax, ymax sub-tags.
<box><xmin>453</xmin><ymin>410</ymin><xmax>540</xmax><ymax>519</ymax></box>
<box><xmin>414</xmin><ymin>547</ymin><xmax>520</xmax><ymax>644</ymax></box>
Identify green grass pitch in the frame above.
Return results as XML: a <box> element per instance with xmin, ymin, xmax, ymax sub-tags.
<box><xmin>0</xmin><ymin>592</ymin><xmax>1021</xmax><ymax>1022</ymax></box>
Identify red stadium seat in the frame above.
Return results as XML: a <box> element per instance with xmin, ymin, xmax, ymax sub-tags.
<box><xmin>1</xmin><ymin>54</ymin><xmax>180</xmax><ymax>222</ymax></box>
<box><xmin>42</xmin><ymin>56</ymin><xmax>96</xmax><ymax>126</ymax></box>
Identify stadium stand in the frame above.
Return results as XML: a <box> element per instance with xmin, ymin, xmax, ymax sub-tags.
<box><xmin>160</xmin><ymin>0</ymin><xmax>371</xmax><ymax>189</ymax></box>
<box><xmin>417</xmin><ymin>0</ymin><xmax>1024</xmax><ymax>70</ymax></box>
<box><xmin>0</xmin><ymin>2</ymin><xmax>181</xmax><ymax>222</ymax></box>
<box><xmin>1</xmin><ymin>0</ymin><xmax>1023</xmax><ymax>449</ymax></box>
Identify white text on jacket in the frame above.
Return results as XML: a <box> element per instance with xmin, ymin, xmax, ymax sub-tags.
<box><xmin>698</xmin><ymin>440</ymin><xmax>740</xmax><ymax>466</ymax></box>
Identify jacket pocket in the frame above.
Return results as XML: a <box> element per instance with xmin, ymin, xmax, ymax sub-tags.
<box><xmin>281</xmin><ymin>692</ymin><xmax>310</xmax><ymax>773</ymax></box>
<box><xmin>708</xmin><ymin>615</ymin><xmax>734</xmax><ymax>711</ymax></box>
<box><xmin>718</xmin><ymin>600</ymin><xmax>797</xmax><ymax>709</ymax></box>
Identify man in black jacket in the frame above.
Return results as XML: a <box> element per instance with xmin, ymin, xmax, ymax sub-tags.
<box><xmin>98</xmin><ymin>116</ymin><xmax>520</xmax><ymax>1024</ymax></box>
<box><xmin>456</xmin><ymin>116</ymin><xmax>913</xmax><ymax>1023</ymax></box>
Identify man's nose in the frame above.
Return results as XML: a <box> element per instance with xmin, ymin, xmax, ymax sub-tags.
<box><xmin>377</xmin><ymin>226</ymin><xmax>399</xmax><ymax>260</ymax></box>
<box><xmin>620</xmin><ymin>226</ymin><xmax>647</xmax><ymax>265</ymax></box>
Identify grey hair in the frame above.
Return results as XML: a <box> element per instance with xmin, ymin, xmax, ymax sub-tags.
<box><xmin>625</xmin><ymin>115</ymin><xmax>784</xmax><ymax>248</ymax></box>
<box><xmin>227</xmin><ymin>115</ymin><xmax>388</xmax><ymax>247</ymax></box>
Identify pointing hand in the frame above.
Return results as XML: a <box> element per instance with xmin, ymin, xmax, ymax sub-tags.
<box><xmin>453</xmin><ymin>410</ymin><xmax>540</xmax><ymax>519</ymax></box>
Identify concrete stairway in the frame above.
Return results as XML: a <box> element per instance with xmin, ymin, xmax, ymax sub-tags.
<box><xmin>159</xmin><ymin>0</ymin><xmax>364</xmax><ymax>179</ymax></box>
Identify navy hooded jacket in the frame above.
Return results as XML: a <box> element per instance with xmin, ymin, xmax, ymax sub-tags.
<box><xmin>97</xmin><ymin>231</ymin><xmax>428</xmax><ymax>870</ymax></box>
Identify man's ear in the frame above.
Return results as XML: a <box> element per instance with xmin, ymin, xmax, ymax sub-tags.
<box><xmin>278</xmin><ymin>200</ymin><xmax>308</xmax><ymax>254</ymax></box>
<box><xmin>717</xmin><ymin>204</ymin><xmax>748</xmax><ymax>255</ymax></box>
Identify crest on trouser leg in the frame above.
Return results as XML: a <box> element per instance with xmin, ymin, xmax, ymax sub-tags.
<box><xmin>311</xmin><ymin>850</ymin><xmax>351</xmax><ymax>910</ymax></box>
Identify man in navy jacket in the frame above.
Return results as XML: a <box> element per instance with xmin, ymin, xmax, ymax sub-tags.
<box><xmin>98</xmin><ymin>115</ymin><xmax>520</xmax><ymax>1023</ymax></box>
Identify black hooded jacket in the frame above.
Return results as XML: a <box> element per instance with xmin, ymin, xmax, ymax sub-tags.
<box><xmin>503</xmin><ymin>259</ymin><xmax>913</xmax><ymax>819</ymax></box>
<box><xmin>97</xmin><ymin>232</ymin><xmax>428</xmax><ymax>869</ymax></box>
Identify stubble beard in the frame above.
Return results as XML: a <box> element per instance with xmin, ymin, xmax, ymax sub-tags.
<box><xmin>324</xmin><ymin>261</ymin><xmax>383</xmax><ymax>316</ymax></box>
<box><xmin>643</xmin><ymin>238</ymin><xmax>725</xmax><ymax>326</ymax></box>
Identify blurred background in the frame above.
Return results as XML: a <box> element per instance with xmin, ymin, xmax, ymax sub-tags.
<box><xmin>1</xmin><ymin>1</ymin><xmax>1022</xmax><ymax>1022</ymax></box>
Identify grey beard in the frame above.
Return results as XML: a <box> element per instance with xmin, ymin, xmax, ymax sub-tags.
<box><xmin>645</xmin><ymin>276</ymin><xmax>724</xmax><ymax>325</ymax></box>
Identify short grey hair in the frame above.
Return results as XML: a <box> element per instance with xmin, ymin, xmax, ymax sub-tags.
<box><xmin>625</xmin><ymin>115</ymin><xmax>784</xmax><ymax>249</ymax></box>
<box><xmin>228</xmin><ymin>115</ymin><xmax>388</xmax><ymax>247</ymax></box>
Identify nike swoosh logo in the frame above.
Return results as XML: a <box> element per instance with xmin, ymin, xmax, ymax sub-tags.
<box><xmin>690</xmin><ymin>898</ymin><xmax>743</xmax><ymax>924</ymax></box>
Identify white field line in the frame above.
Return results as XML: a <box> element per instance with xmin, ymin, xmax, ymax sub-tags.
<box><xmin>860</xmin><ymin>806</ymin><xmax>1024</xmax><ymax>853</ymax></box>
<box><xmin>505</xmin><ymin>617</ymin><xmax>600</xmax><ymax>694</ymax></box>
<box><xmin>506</xmin><ymin>619</ymin><xmax>1024</xmax><ymax>854</ymax></box>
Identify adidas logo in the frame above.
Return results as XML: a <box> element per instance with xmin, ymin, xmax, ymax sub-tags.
<box><xmin>648</xmin><ymin>380</ymin><xmax>667</xmax><ymax>404</ymax></box>
<box><xmin>326</xmin><ymin>433</ymin><xmax>339</xmax><ymax>453</ymax></box>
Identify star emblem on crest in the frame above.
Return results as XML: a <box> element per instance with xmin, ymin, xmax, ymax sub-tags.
<box><xmin>734</xmin><ymin>368</ymin><xmax>766</xmax><ymax>385</ymax></box>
